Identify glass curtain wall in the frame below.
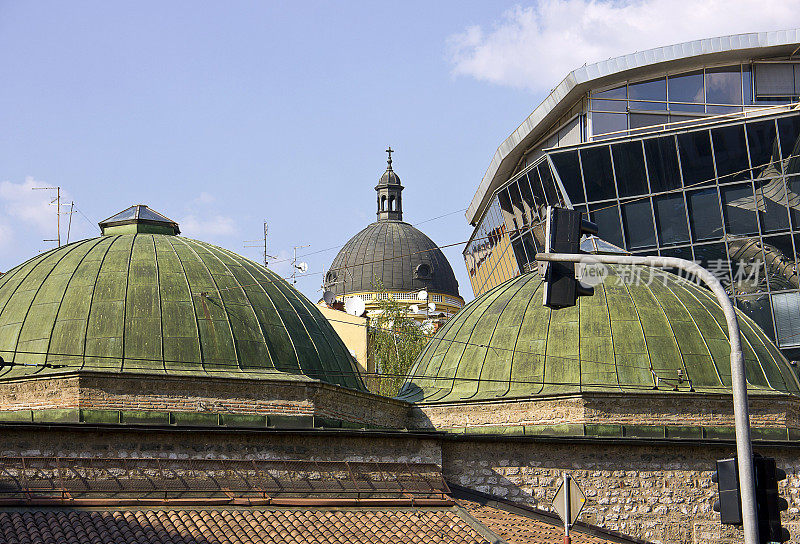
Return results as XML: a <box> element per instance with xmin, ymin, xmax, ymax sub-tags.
<box><xmin>589</xmin><ymin>63</ymin><xmax>798</xmax><ymax>140</ymax></box>
<box><xmin>463</xmin><ymin>159</ymin><xmax>566</xmax><ymax>296</ymax></box>
<box><xmin>548</xmin><ymin>111</ymin><xmax>800</xmax><ymax>357</ymax></box>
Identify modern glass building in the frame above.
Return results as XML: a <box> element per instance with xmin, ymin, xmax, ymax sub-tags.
<box><xmin>463</xmin><ymin>30</ymin><xmax>800</xmax><ymax>358</ymax></box>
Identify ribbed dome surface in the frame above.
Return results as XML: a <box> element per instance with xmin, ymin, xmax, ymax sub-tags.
<box><xmin>0</xmin><ymin>234</ymin><xmax>363</xmax><ymax>390</ymax></box>
<box><xmin>325</xmin><ymin>221</ymin><xmax>459</xmax><ymax>298</ymax></box>
<box><xmin>399</xmin><ymin>266</ymin><xmax>799</xmax><ymax>403</ymax></box>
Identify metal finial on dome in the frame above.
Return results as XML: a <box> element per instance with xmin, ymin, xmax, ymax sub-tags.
<box><xmin>386</xmin><ymin>146</ymin><xmax>394</xmax><ymax>170</ymax></box>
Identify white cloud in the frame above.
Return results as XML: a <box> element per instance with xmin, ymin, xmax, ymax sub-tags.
<box><xmin>0</xmin><ymin>177</ymin><xmax>63</xmax><ymax>234</ymax></box>
<box><xmin>179</xmin><ymin>213</ymin><xmax>237</xmax><ymax>237</ymax></box>
<box><xmin>447</xmin><ymin>1</ymin><xmax>800</xmax><ymax>92</ymax></box>
<box><xmin>194</xmin><ymin>192</ymin><xmax>215</xmax><ymax>205</ymax></box>
<box><xmin>0</xmin><ymin>223</ymin><xmax>13</xmax><ymax>249</ymax></box>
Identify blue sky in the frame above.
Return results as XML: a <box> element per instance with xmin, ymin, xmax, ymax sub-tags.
<box><xmin>1</xmin><ymin>1</ymin><xmax>796</xmax><ymax>302</ymax></box>
<box><xmin>0</xmin><ymin>1</ymin><xmax>537</xmax><ymax>301</ymax></box>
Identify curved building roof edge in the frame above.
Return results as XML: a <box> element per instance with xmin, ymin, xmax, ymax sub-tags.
<box><xmin>467</xmin><ymin>28</ymin><xmax>800</xmax><ymax>224</ymax></box>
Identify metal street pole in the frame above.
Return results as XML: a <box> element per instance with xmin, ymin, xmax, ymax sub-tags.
<box><xmin>535</xmin><ymin>252</ymin><xmax>758</xmax><ymax>544</ymax></box>
<box><xmin>563</xmin><ymin>472</ymin><xmax>571</xmax><ymax>544</ymax></box>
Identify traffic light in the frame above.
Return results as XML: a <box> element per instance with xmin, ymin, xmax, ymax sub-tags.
<box><xmin>542</xmin><ymin>207</ymin><xmax>598</xmax><ymax>309</ymax></box>
<box><xmin>712</xmin><ymin>457</ymin><xmax>742</xmax><ymax>525</ymax></box>
<box><xmin>754</xmin><ymin>454</ymin><xmax>790</xmax><ymax>543</ymax></box>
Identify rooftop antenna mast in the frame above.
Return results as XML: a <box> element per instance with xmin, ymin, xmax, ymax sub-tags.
<box><xmin>244</xmin><ymin>220</ymin><xmax>276</xmax><ymax>267</ymax></box>
<box><xmin>32</xmin><ymin>186</ymin><xmax>71</xmax><ymax>248</ymax></box>
<box><xmin>291</xmin><ymin>245</ymin><xmax>310</xmax><ymax>284</ymax></box>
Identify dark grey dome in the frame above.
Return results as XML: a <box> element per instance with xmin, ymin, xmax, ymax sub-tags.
<box><xmin>377</xmin><ymin>169</ymin><xmax>401</xmax><ymax>187</ymax></box>
<box><xmin>325</xmin><ymin>221</ymin><xmax>460</xmax><ymax>298</ymax></box>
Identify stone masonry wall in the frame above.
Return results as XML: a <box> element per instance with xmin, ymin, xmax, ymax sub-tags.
<box><xmin>444</xmin><ymin>438</ymin><xmax>800</xmax><ymax>544</ymax></box>
<box><xmin>411</xmin><ymin>392</ymin><xmax>800</xmax><ymax>430</ymax></box>
<box><xmin>0</xmin><ymin>372</ymin><xmax>411</xmax><ymax>429</ymax></box>
<box><xmin>0</xmin><ymin>425</ymin><xmax>442</xmax><ymax>466</ymax></box>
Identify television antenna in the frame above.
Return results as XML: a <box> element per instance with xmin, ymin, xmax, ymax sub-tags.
<box><xmin>291</xmin><ymin>244</ymin><xmax>310</xmax><ymax>284</ymax></box>
<box><xmin>32</xmin><ymin>186</ymin><xmax>75</xmax><ymax>248</ymax></box>
<box><xmin>244</xmin><ymin>221</ymin><xmax>277</xmax><ymax>267</ymax></box>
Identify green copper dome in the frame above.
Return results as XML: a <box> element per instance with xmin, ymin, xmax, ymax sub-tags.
<box><xmin>0</xmin><ymin>233</ymin><xmax>364</xmax><ymax>391</ymax></box>
<box><xmin>399</xmin><ymin>266</ymin><xmax>799</xmax><ymax>403</ymax></box>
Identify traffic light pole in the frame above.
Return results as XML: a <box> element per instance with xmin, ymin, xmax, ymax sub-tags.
<box><xmin>536</xmin><ymin>252</ymin><xmax>758</xmax><ymax>544</ymax></box>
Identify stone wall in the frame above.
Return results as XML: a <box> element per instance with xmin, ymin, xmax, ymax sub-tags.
<box><xmin>0</xmin><ymin>425</ymin><xmax>441</xmax><ymax>466</ymax></box>
<box><xmin>443</xmin><ymin>437</ymin><xmax>800</xmax><ymax>544</ymax></box>
<box><xmin>0</xmin><ymin>371</ymin><xmax>411</xmax><ymax>429</ymax></box>
<box><xmin>411</xmin><ymin>392</ymin><xmax>800</xmax><ymax>431</ymax></box>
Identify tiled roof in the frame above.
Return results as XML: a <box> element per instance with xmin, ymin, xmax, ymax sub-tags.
<box><xmin>460</xmin><ymin>499</ymin><xmax>619</xmax><ymax>544</ymax></box>
<box><xmin>0</xmin><ymin>508</ymin><xmax>490</xmax><ymax>544</ymax></box>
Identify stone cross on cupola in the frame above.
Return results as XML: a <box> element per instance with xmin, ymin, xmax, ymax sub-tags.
<box><xmin>375</xmin><ymin>146</ymin><xmax>404</xmax><ymax>221</ymax></box>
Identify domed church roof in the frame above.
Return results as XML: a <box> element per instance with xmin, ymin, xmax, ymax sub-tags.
<box><xmin>325</xmin><ymin>148</ymin><xmax>460</xmax><ymax>299</ymax></box>
<box><xmin>399</xmin><ymin>266</ymin><xmax>799</xmax><ymax>403</ymax></box>
<box><xmin>0</xmin><ymin>206</ymin><xmax>364</xmax><ymax>391</ymax></box>
<box><xmin>326</xmin><ymin>221</ymin><xmax>460</xmax><ymax>298</ymax></box>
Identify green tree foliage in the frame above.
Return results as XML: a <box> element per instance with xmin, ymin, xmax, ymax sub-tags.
<box><xmin>367</xmin><ymin>280</ymin><xmax>428</xmax><ymax>397</ymax></box>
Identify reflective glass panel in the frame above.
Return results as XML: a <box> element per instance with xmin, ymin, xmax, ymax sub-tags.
<box><xmin>630</xmin><ymin>113</ymin><xmax>669</xmax><ymax>130</ymax></box>
<box><xmin>771</xmin><ymin>291</ymin><xmax>800</xmax><ymax>347</ymax></box>
<box><xmin>738</xmin><ymin>294</ymin><xmax>776</xmax><ymax>341</ymax></box>
<box><xmin>528</xmin><ymin>168</ymin><xmax>547</xmax><ymax>210</ymax></box>
<box><xmin>518</xmin><ymin>175</ymin><xmax>537</xmax><ymax>224</ymax></box>
<box><xmin>755</xmin><ymin>176</ymin><xmax>790</xmax><ymax>233</ymax></box>
<box><xmin>521</xmin><ymin>232</ymin><xmax>538</xmax><ymax>269</ymax></box>
<box><xmin>580</xmin><ymin>146</ymin><xmax>616</xmax><ymax>202</ymax></box>
<box><xmin>707</xmin><ymin>105</ymin><xmax>743</xmax><ymax>114</ymax></box>
<box><xmin>789</xmin><ymin>177</ymin><xmax>800</xmax><ymax>229</ymax></box>
<box><xmin>668</xmin><ymin>70</ymin><xmax>704</xmax><ymax>103</ymax></box>
<box><xmin>498</xmin><ymin>190</ymin><xmax>516</xmax><ymax>232</ymax></box>
<box><xmin>727</xmin><ymin>237</ymin><xmax>766</xmax><ymax>294</ymax></box>
<box><xmin>778</xmin><ymin>115</ymin><xmax>800</xmax><ymax>176</ymax></box>
<box><xmin>538</xmin><ymin>163</ymin><xmax>559</xmax><ymax>205</ymax></box>
<box><xmin>592</xmin><ymin>112</ymin><xmax>627</xmax><ymax>137</ymax></box>
<box><xmin>550</xmin><ymin>151</ymin><xmax>584</xmax><ymax>204</ymax></box>
<box><xmin>612</xmin><ymin>141</ymin><xmax>648</xmax><ymax>197</ymax></box>
<box><xmin>743</xmin><ymin>65</ymin><xmax>753</xmax><ymax>105</ymax></box>
<box><xmin>660</xmin><ymin>245</ymin><xmax>693</xmax><ymax>278</ymax></box>
<box><xmin>593</xmin><ymin>85</ymin><xmax>626</xmax><ymax>99</ymax></box>
<box><xmin>687</xmin><ymin>188</ymin><xmax>723</xmax><ymax>241</ymax></box>
<box><xmin>762</xmin><ymin>234</ymin><xmax>798</xmax><ymax>291</ymax></box>
<box><xmin>628</xmin><ymin>77</ymin><xmax>667</xmax><ymax>102</ymax></box>
<box><xmin>694</xmin><ymin>242</ymin><xmax>731</xmax><ymax>287</ymax></box>
<box><xmin>591</xmin><ymin>99</ymin><xmax>627</xmax><ymax>112</ymax></box>
<box><xmin>706</xmin><ymin>66</ymin><xmax>743</xmax><ymax>105</ymax></box>
<box><xmin>590</xmin><ymin>204</ymin><xmax>624</xmax><ymax>247</ymax></box>
<box><xmin>747</xmin><ymin>119</ymin><xmax>780</xmax><ymax>177</ymax></box>
<box><xmin>720</xmin><ymin>183</ymin><xmax>758</xmax><ymax>236</ymax></box>
<box><xmin>511</xmin><ymin>237</ymin><xmax>528</xmax><ymax>274</ymax></box>
<box><xmin>621</xmin><ymin>199</ymin><xmax>656</xmax><ymax>249</ymax></box>
<box><xmin>678</xmin><ymin>131</ymin><xmax>715</xmax><ymax>188</ymax></box>
<box><xmin>653</xmin><ymin>193</ymin><xmax>690</xmax><ymax>245</ymax></box>
<box><xmin>508</xmin><ymin>183</ymin><xmax>527</xmax><ymax>229</ymax></box>
<box><xmin>629</xmin><ymin>100</ymin><xmax>667</xmax><ymax>112</ymax></box>
<box><xmin>711</xmin><ymin>124</ymin><xmax>749</xmax><ymax>183</ymax></box>
<box><xmin>644</xmin><ymin>136</ymin><xmax>681</xmax><ymax>192</ymax></box>
<box><xmin>669</xmin><ymin>103</ymin><xmax>705</xmax><ymax>113</ymax></box>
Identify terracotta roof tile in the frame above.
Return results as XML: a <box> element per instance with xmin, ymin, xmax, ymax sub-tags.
<box><xmin>458</xmin><ymin>498</ymin><xmax>641</xmax><ymax>544</ymax></box>
<box><xmin>0</xmin><ymin>508</ymin><xmax>491</xmax><ymax>544</ymax></box>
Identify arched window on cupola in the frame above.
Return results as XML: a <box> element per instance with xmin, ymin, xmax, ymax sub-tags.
<box><xmin>389</xmin><ymin>195</ymin><xmax>395</xmax><ymax>211</ymax></box>
<box><xmin>381</xmin><ymin>195</ymin><xmax>387</xmax><ymax>211</ymax></box>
